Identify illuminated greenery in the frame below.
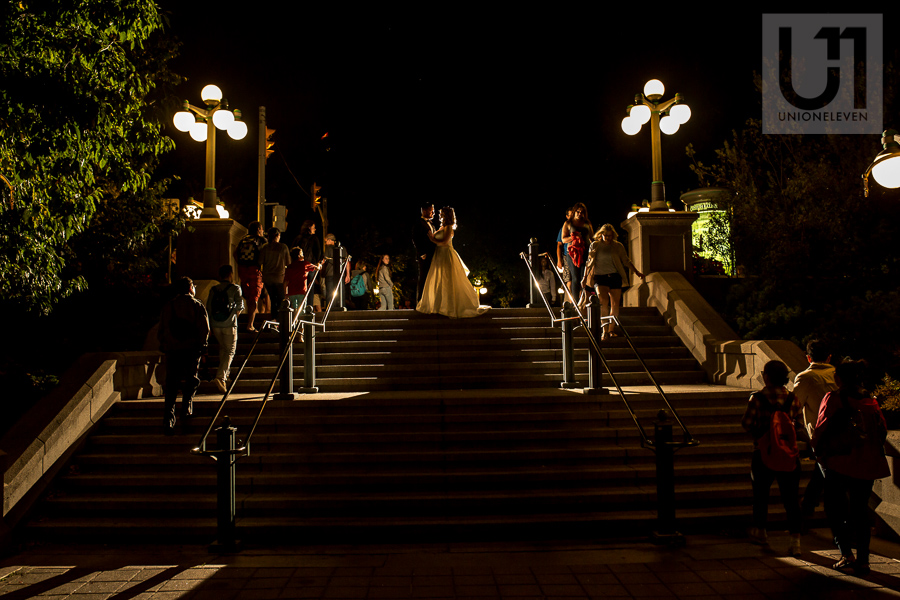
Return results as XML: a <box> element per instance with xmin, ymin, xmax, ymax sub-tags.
<box><xmin>0</xmin><ymin>0</ymin><xmax>180</xmax><ymax>314</ymax></box>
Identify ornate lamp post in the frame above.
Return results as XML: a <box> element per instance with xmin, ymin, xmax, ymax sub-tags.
<box><xmin>862</xmin><ymin>129</ymin><xmax>900</xmax><ymax>196</ymax></box>
<box><xmin>621</xmin><ymin>79</ymin><xmax>691</xmax><ymax>211</ymax></box>
<box><xmin>173</xmin><ymin>85</ymin><xmax>248</xmax><ymax>218</ymax></box>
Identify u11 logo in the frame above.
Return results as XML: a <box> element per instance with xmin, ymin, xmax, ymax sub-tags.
<box><xmin>762</xmin><ymin>14</ymin><xmax>882</xmax><ymax>134</ymax></box>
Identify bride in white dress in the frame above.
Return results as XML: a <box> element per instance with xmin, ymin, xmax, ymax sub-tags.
<box><xmin>416</xmin><ymin>207</ymin><xmax>490</xmax><ymax>319</ymax></box>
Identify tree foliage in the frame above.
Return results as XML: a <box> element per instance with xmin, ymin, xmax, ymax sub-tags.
<box><xmin>689</xmin><ymin>118</ymin><xmax>900</xmax><ymax>375</ymax></box>
<box><xmin>0</xmin><ymin>0</ymin><xmax>180</xmax><ymax>314</ymax></box>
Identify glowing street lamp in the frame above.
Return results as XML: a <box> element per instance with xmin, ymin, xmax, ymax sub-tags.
<box><xmin>621</xmin><ymin>79</ymin><xmax>691</xmax><ymax>211</ymax></box>
<box><xmin>863</xmin><ymin>129</ymin><xmax>900</xmax><ymax>196</ymax></box>
<box><xmin>172</xmin><ymin>85</ymin><xmax>248</xmax><ymax>218</ymax></box>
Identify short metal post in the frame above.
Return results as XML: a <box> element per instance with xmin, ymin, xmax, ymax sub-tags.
<box><xmin>210</xmin><ymin>416</ymin><xmax>241</xmax><ymax>553</ymax></box>
<box><xmin>526</xmin><ymin>238</ymin><xmax>539</xmax><ymax>308</ymax></box>
<box><xmin>652</xmin><ymin>409</ymin><xmax>683</xmax><ymax>545</ymax></box>
<box><xmin>560</xmin><ymin>302</ymin><xmax>578</xmax><ymax>389</ymax></box>
<box><xmin>582</xmin><ymin>295</ymin><xmax>608</xmax><ymax>395</ymax></box>
<box><xmin>297</xmin><ymin>305</ymin><xmax>318</xmax><ymax>393</ymax></box>
<box><xmin>274</xmin><ymin>299</ymin><xmax>297</xmax><ymax>401</ymax></box>
<box><xmin>336</xmin><ymin>243</ymin><xmax>348</xmax><ymax>311</ymax></box>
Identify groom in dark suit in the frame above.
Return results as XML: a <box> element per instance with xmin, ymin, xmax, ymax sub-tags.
<box><xmin>412</xmin><ymin>202</ymin><xmax>435</xmax><ymax>303</ymax></box>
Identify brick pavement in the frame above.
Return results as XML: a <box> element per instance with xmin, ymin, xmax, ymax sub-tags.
<box><xmin>0</xmin><ymin>529</ymin><xmax>898</xmax><ymax>599</ymax></box>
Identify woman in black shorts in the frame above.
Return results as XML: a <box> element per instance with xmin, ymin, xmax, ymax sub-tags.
<box><xmin>581</xmin><ymin>224</ymin><xmax>644</xmax><ymax>340</ymax></box>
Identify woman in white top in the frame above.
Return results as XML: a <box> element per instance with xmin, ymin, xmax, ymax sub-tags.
<box><xmin>581</xmin><ymin>223</ymin><xmax>644</xmax><ymax>340</ymax></box>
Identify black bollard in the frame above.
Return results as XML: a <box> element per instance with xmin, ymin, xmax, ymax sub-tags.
<box><xmin>210</xmin><ymin>416</ymin><xmax>241</xmax><ymax>553</ymax></box>
<box><xmin>560</xmin><ymin>302</ymin><xmax>578</xmax><ymax>389</ymax></box>
<box><xmin>582</xmin><ymin>295</ymin><xmax>608</xmax><ymax>395</ymax></box>
<box><xmin>274</xmin><ymin>298</ymin><xmax>297</xmax><ymax>401</ymax></box>
<box><xmin>297</xmin><ymin>305</ymin><xmax>319</xmax><ymax>393</ymax></box>
<box><xmin>651</xmin><ymin>409</ymin><xmax>683</xmax><ymax>545</ymax></box>
<box><xmin>526</xmin><ymin>238</ymin><xmax>540</xmax><ymax>308</ymax></box>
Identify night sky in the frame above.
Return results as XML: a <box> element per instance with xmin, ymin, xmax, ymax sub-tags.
<box><xmin>156</xmin><ymin>4</ymin><xmax>897</xmax><ymax>263</ymax></box>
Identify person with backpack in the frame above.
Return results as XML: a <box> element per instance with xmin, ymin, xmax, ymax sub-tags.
<box><xmin>349</xmin><ymin>260</ymin><xmax>373</xmax><ymax>310</ymax></box>
<box><xmin>207</xmin><ymin>265</ymin><xmax>244</xmax><ymax>394</ymax></box>
<box><xmin>234</xmin><ymin>221</ymin><xmax>266</xmax><ymax>332</ymax></box>
<box><xmin>812</xmin><ymin>359</ymin><xmax>890</xmax><ymax>576</ymax></box>
<box><xmin>741</xmin><ymin>360</ymin><xmax>803</xmax><ymax>556</ymax></box>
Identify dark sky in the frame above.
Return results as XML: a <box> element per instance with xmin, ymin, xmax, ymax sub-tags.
<box><xmin>156</xmin><ymin>4</ymin><xmax>896</xmax><ymax>261</ymax></box>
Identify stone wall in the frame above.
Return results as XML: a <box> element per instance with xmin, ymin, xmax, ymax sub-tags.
<box><xmin>644</xmin><ymin>271</ymin><xmax>807</xmax><ymax>388</ymax></box>
<box><xmin>0</xmin><ymin>357</ymin><xmax>119</xmax><ymax>525</ymax></box>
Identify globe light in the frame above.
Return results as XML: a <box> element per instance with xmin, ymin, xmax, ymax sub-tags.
<box><xmin>872</xmin><ymin>155</ymin><xmax>900</xmax><ymax>188</ymax></box>
<box><xmin>190</xmin><ymin>120</ymin><xmax>208</xmax><ymax>142</ymax></box>
<box><xmin>659</xmin><ymin>115</ymin><xmax>680</xmax><ymax>135</ymax></box>
<box><xmin>212</xmin><ymin>108</ymin><xmax>234</xmax><ymax>130</ymax></box>
<box><xmin>622</xmin><ymin>116</ymin><xmax>641</xmax><ymax>136</ymax></box>
<box><xmin>228</xmin><ymin>119</ymin><xmax>248</xmax><ymax>140</ymax></box>
<box><xmin>479</xmin><ymin>287</ymin><xmax>488</xmax><ymax>295</ymax></box>
<box><xmin>173</xmin><ymin>110</ymin><xmax>194</xmax><ymax>132</ymax></box>
<box><xmin>644</xmin><ymin>79</ymin><xmax>665</xmax><ymax>98</ymax></box>
<box><xmin>669</xmin><ymin>103</ymin><xmax>691</xmax><ymax>125</ymax></box>
<box><xmin>200</xmin><ymin>84</ymin><xmax>223</xmax><ymax>103</ymax></box>
<box><xmin>630</xmin><ymin>104</ymin><xmax>651</xmax><ymax>125</ymax></box>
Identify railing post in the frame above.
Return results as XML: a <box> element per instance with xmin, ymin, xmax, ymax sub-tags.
<box><xmin>274</xmin><ymin>299</ymin><xmax>297</xmax><ymax>401</ymax></box>
<box><xmin>526</xmin><ymin>238</ymin><xmax>540</xmax><ymax>308</ymax></box>
<box><xmin>583</xmin><ymin>295</ymin><xmax>609</xmax><ymax>395</ymax></box>
<box><xmin>336</xmin><ymin>243</ymin><xmax>348</xmax><ymax>311</ymax></box>
<box><xmin>560</xmin><ymin>302</ymin><xmax>578</xmax><ymax>389</ymax></box>
<box><xmin>651</xmin><ymin>409</ymin><xmax>683</xmax><ymax>545</ymax></box>
<box><xmin>210</xmin><ymin>416</ymin><xmax>241</xmax><ymax>553</ymax></box>
<box><xmin>297</xmin><ymin>305</ymin><xmax>318</xmax><ymax>393</ymax></box>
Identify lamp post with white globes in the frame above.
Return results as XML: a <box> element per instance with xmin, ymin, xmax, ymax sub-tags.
<box><xmin>172</xmin><ymin>85</ymin><xmax>248</xmax><ymax>218</ymax></box>
<box><xmin>621</xmin><ymin>79</ymin><xmax>691</xmax><ymax>211</ymax></box>
<box><xmin>862</xmin><ymin>129</ymin><xmax>900</xmax><ymax>196</ymax></box>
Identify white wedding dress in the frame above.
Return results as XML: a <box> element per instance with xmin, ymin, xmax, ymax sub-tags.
<box><xmin>416</xmin><ymin>227</ymin><xmax>490</xmax><ymax>319</ymax></box>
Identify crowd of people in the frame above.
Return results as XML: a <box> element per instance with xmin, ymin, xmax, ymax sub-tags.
<box><xmin>742</xmin><ymin>343</ymin><xmax>890</xmax><ymax>575</ymax></box>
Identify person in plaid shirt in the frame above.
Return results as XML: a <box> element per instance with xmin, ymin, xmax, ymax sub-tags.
<box><xmin>741</xmin><ymin>360</ymin><xmax>803</xmax><ymax>555</ymax></box>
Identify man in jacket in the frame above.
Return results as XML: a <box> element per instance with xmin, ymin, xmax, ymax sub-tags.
<box><xmin>793</xmin><ymin>339</ymin><xmax>836</xmax><ymax>516</ymax></box>
<box><xmin>158</xmin><ymin>277</ymin><xmax>209</xmax><ymax>434</ymax></box>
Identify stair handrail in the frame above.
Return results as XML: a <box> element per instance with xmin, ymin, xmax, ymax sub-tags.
<box><xmin>191</xmin><ymin>321</ymin><xmax>279</xmax><ymax>455</ymax></box>
<box><xmin>519</xmin><ymin>251</ymin><xmax>698</xmax><ymax>450</ymax></box>
<box><xmin>601</xmin><ymin>313</ymin><xmax>697</xmax><ymax>447</ymax></box>
<box><xmin>191</xmin><ymin>252</ymin><xmax>353</xmax><ymax>460</ymax></box>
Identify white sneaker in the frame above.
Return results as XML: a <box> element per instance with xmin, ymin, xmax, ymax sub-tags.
<box><xmin>215</xmin><ymin>378</ymin><xmax>227</xmax><ymax>393</ymax></box>
<box><xmin>748</xmin><ymin>527</ymin><xmax>768</xmax><ymax>545</ymax></box>
<box><xmin>789</xmin><ymin>536</ymin><xmax>801</xmax><ymax>557</ymax></box>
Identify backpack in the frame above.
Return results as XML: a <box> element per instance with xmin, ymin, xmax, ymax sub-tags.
<box><xmin>237</xmin><ymin>235</ymin><xmax>260</xmax><ymax>266</ymax></box>
<box><xmin>756</xmin><ymin>392</ymin><xmax>799</xmax><ymax>472</ymax></box>
<box><xmin>350</xmin><ymin>274</ymin><xmax>367</xmax><ymax>297</ymax></box>
<box><xmin>819</xmin><ymin>393</ymin><xmax>887</xmax><ymax>458</ymax></box>
<box><xmin>209</xmin><ymin>284</ymin><xmax>235</xmax><ymax>322</ymax></box>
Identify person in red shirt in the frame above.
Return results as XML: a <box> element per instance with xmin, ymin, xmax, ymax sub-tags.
<box><xmin>812</xmin><ymin>359</ymin><xmax>890</xmax><ymax>576</ymax></box>
<box><xmin>284</xmin><ymin>247</ymin><xmax>323</xmax><ymax>322</ymax></box>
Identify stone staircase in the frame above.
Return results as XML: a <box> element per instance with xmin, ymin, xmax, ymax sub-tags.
<box><xmin>231</xmin><ymin>307</ymin><xmax>705</xmax><ymax>392</ymax></box>
<box><xmin>22</xmin><ymin>308</ymin><xmax>817</xmax><ymax>543</ymax></box>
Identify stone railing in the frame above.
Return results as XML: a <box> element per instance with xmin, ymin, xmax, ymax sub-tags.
<box><xmin>642</xmin><ymin>271</ymin><xmax>807</xmax><ymax>388</ymax></box>
<box><xmin>0</xmin><ymin>356</ymin><xmax>120</xmax><ymax>534</ymax></box>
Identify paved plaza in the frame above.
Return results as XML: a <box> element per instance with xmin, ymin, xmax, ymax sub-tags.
<box><xmin>0</xmin><ymin>529</ymin><xmax>898</xmax><ymax>599</ymax></box>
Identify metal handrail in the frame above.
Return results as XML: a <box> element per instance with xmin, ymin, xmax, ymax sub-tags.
<box><xmin>520</xmin><ymin>251</ymin><xmax>698</xmax><ymax>451</ymax></box>
<box><xmin>192</xmin><ymin>254</ymin><xmax>351</xmax><ymax>461</ymax></box>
